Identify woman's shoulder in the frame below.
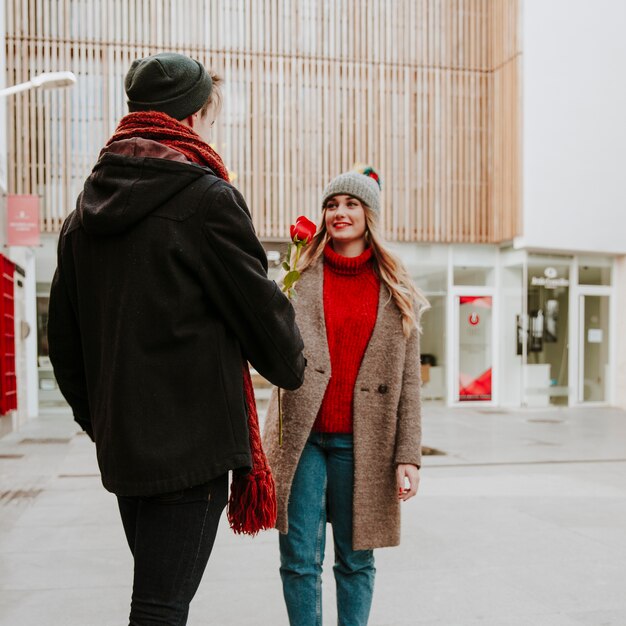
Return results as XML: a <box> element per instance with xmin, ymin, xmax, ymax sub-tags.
<box><xmin>298</xmin><ymin>256</ymin><xmax>324</xmax><ymax>281</ymax></box>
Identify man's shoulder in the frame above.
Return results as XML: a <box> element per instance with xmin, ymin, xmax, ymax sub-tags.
<box><xmin>198</xmin><ymin>179</ymin><xmax>251</xmax><ymax>221</ymax></box>
<box><xmin>60</xmin><ymin>209</ymin><xmax>82</xmax><ymax>237</ymax></box>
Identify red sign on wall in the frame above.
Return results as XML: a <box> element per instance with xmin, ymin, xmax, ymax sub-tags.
<box><xmin>6</xmin><ymin>195</ymin><xmax>40</xmax><ymax>246</ymax></box>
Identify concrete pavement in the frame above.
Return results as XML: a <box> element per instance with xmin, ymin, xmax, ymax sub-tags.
<box><xmin>1</xmin><ymin>403</ymin><xmax>626</xmax><ymax>625</ymax></box>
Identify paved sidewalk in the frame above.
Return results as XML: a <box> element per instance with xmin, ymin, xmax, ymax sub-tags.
<box><xmin>1</xmin><ymin>404</ymin><xmax>626</xmax><ymax>625</ymax></box>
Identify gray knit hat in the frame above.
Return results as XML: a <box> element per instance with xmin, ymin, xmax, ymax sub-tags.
<box><xmin>125</xmin><ymin>52</ymin><xmax>212</xmax><ymax>120</ymax></box>
<box><xmin>321</xmin><ymin>166</ymin><xmax>382</xmax><ymax>214</ymax></box>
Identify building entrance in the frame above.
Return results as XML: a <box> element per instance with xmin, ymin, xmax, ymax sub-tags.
<box><xmin>523</xmin><ymin>259</ymin><xmax>570</xmax><ymax>406</ymax></box>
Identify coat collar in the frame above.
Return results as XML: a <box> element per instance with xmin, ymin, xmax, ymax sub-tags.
<box><xmin>293</xmin><ymin>259</ymin><xmax>330</xmax><ymax>372</ymax></box>
<box><xmin>294</xmin><ymin>256</ymin><xmax>401</xmax><ymax>376</ymax></box>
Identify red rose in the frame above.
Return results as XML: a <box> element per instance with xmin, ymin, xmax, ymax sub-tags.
<box><xmin>290</xmin><ymin>216</ymin><xmax>317</xmax><ymax>243</ymax></box>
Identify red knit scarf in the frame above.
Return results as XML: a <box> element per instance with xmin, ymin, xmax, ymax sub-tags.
<box><xmin>108</xmin><ymin>111</ymin><xmax>276</xmax><ymax>535</ymax></box>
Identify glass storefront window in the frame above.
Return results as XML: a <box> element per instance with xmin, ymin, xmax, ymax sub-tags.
<box><xmin>409</xmin><ymin>250</ymin><xmax>448</xmax><ymax>403</ymax></box>
<box><xmin>579</xmin><ymin>294</ymin><xmax>610</xmax><ymax>402</ymax></box>
<box><xmin>578</xmin><ymin>256</ymin><xmax>612</xmax><ymax>286</ymax></box>
<box><xmin>524</xmin><ymin>259</ymin><xmax>571</xmax><ymax>406</ymax></box>
<box><xmin>453</xmin><ymin>266</ymin><xmax>494</xmax><ymax>286</ymax></box>
<box><xmin>415</xmin><ymin>268</ymin><xmax>447</xmax><ymax>293</ymax></box>
<box><xmin>452</xmin><ymin>245</ymin><xmax>496</xmax><ymax>286</ymax></box>
<box><xmin>420</xmin><ymin>293</ymin><xmax>446</xmax><ymax>402</ymax></box>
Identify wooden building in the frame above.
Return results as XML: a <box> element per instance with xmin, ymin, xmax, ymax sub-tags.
<box><xmin>5</xmin><ymin>0</ymin><xmax>521</xmax><ymax>243</ymax></box>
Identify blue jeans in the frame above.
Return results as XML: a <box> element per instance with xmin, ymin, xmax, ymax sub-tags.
<box><xmin>279</xmin><ymin>433</ymin><xmax>376</xmax><ymax>626</ymax></box>
<box><xmin>117</xmin><ymin>474</ymin><xmax>228</xmax><ymax>625</ymax></box>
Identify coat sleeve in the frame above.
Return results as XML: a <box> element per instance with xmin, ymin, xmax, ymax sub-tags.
<box><xmin>394</xmin><ymin>326</ymin><xmax>422</xmax><ymax>468</ymax></box>
<box><xmin>199</xmin><ymin>183</ymin><xmax>305</xmax><ymax>390</ymax></box>
<box><xmin>47</xmin><ymin>221</ymin><xmax>94</xmax><ymax>440</ymax></box>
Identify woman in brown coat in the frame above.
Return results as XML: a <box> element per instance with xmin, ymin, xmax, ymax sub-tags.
<box><xmin>263</xmin><ymin>166</ymin><xmax>428</xmax><ymax>626</ymax></box>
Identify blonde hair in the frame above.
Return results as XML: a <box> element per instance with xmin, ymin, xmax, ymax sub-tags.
<box><xmin>299</xmin><ymin>205</ymin><xmax>430</xmax><ymax>337</ymax></box>
<box><xmin>200</xmin><ymin>72</ymin><xmax>223</xmax><ymax>118</ymax></box>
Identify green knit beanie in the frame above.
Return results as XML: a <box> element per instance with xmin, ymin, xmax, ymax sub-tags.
<box><xmin>124</xmin><ymin>52</ymin><xmax>212</xmax><ymax>121</ymax></box>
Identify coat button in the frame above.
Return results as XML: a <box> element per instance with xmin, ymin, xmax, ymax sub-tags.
<box><xmin>378</xmin><ymin>384</ymin><xmax>388</xmax><ymax>394</ymax></box>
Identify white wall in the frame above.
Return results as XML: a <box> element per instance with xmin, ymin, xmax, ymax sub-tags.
<box><xmin>0</xmin><ymin>0</ymin><xmax>7</xmax><ymax>194</ymax></box>
<box><xmin>520</xmin><ymin>0</ymin><xmax>626</xmax><ymax>254</ymax></box>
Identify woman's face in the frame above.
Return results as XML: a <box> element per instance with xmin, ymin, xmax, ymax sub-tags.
<box><xmin>324</xmin><ymin>194</ymin><xmax>367</xmax><ymax>244</ymax></box>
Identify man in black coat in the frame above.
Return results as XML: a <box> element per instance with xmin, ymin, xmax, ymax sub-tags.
<box><xmin>48</xmin><ymin>52</ymin><xmax>305</xmax><ymax>625</ymax></box>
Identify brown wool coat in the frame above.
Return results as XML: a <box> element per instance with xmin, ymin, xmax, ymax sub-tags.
<box><xmin>263</xmin><ymin>257</ymin><xmax>422</xmax><ymax>550</ymax></box>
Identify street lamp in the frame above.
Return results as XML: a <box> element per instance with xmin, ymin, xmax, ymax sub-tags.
<box><xmin>0</xmin><ymin>71</ymin><xmax>76</xmax><ymax>97</ymax></box>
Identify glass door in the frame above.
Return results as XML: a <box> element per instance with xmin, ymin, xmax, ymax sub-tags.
<box><xmin>456</xmin><ymin>295</ymin><xmax>493</xmax><ymax>402</ymax></box>
<box><xmin>578</xmin><ymin>294</ymin><xmax>610</xmax><ymax>403</ymax></box>
<box><xmin>524</xmin><ymin>259</ymin><xmax>571</xmax><ymax>406</ymax></box>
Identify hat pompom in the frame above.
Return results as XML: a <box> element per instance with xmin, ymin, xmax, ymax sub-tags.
<box><xmin>352</xmin><ymin>163</ymin><xmax>382</xmax><ymax>189</ymax></box>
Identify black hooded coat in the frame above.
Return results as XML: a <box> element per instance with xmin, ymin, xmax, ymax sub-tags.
<box><xmin>48</xmin><ymin>138</ymin><xmax>305</xmax><ymax>496</ymax></box>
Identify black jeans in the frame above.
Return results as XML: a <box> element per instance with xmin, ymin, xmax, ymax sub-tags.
<box><xmin>117</xmin><ymin>474</ymin><xmax>228</xmax><ymax>626</ymax></box>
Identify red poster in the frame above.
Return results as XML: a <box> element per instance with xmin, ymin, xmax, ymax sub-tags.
<box><xmin>6</xmin><ymin>195</ymin><xmax>40</xmax><ymax>246</ymax></box>
<box><xmin>458</xmin><ymin>295</ymin><xmax>493</xmax><ymax>401</ymax></box>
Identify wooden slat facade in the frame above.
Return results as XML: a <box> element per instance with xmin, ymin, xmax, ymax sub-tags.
<box><xmin>4</xmin><ymin>0</ymin><xmax>521</xmax><ymax>243</ymax></box>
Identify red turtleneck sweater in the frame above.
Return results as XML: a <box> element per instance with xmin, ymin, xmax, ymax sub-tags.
<box><xmin>313</xmin><ymin>244</ymin><xmax>380</xmax><ymax>433</ymax></box>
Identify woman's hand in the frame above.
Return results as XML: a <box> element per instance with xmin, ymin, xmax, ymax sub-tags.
<box><xmin>396</xmin><ymin>464</ymin><xmax>420</xmax><ymax>501</ymax></box>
